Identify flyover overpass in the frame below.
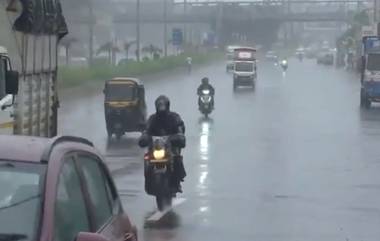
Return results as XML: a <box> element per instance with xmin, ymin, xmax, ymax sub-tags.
<box><xmin>113</xmin><ymin>11</ymin><xmax>351</xmax><ymax>23</ymax></box>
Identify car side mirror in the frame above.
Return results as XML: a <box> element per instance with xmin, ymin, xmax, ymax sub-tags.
<box><xmin>5</xmin><ymin>70</ymin><xmax>19</xmax><ymax>95</ymax></box>
<box><xmin>75</xmin><ymin>232</ymin><xmax>110</xmax><ymax>241</ymax></box>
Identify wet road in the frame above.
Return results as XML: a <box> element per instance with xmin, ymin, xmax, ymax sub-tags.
<box><xmin>59</xmin><ymin>59</ymin><xmax>380</xmax><ymax>241</ymax></box>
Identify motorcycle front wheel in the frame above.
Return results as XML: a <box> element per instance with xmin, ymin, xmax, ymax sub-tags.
<box><xmin>156</xmin><ymin>195</ymin><xmax>172</xmax><ymax>211</ymax></box>
<box><xmin>154</xmin><ymin>174</ymin><xmax>172</xmax><ymax>211</ymax></box>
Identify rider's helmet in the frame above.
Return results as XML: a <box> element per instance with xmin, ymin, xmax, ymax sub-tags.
<box><xmin>155</xmin><ymin>95</ymin><xmax>170</xmax><ymax>116</ymax></box>
<box><xmin>201</xmin><ymin>77</ymin><xmax>209</xmax><ymax>85</ymax></box>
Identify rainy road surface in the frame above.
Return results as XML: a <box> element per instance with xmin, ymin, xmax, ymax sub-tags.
<box><xmin>59</xmin><ymin>59</ymin><xmax>380</xmax><ymax>241</ymax></box>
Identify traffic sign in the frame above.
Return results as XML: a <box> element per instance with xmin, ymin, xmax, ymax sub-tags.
<box><xmin>172</xmin><ymin>28</ymin><xmax>183</xmax><ymax>46</ymax></box>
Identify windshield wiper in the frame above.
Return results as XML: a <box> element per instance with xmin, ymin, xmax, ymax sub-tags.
<box><xmin>0</xmin><ymin>194</ymin><xmax>40</xmax><ymax>211</ymax></box>
<box><xmin>0</xmin><ymin>163</ymin><xmax>14</xmax><ymax>168</ymax></box>
<box><xmin>0</xmin><ymin>234</ymin><xmax>27</xmax><ymax>241</ymax></box>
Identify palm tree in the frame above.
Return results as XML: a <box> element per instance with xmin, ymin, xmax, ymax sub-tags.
<box><xmin>97</xmin><ymin>41</ymin><xmax>120</xmax><ymax>65</ymax></box>
<box><xmin>142</xmin><ymin>44</ymin><xmax>163</xmax><ymax>59</ymax></box>
<box><xmin>60</xmin><ymin>37</ymin><xmax>77</xmax><ymax>65</ymax></box>
<box><xmin>123</xmin><ymin>40</ymin><xmax>136</xmax><ymax>60</ymax></box>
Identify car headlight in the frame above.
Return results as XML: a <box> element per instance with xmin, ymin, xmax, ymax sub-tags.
<box><xmin>153</xmin><ymin>149</ymin><xmax>166</xmax><ymax>160</ymax></box>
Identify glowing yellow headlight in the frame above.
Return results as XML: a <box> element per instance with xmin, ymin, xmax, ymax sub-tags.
<box><xmin>153</xmin><ymin>149</ymin><xmax>166</xmax><ymax>160</ymax></box>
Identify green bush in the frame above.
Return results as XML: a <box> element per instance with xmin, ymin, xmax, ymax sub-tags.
<box><xmin>58</xmin><ymin>52</ymin><xmax>222</xmax><ymax>88</ymax></box>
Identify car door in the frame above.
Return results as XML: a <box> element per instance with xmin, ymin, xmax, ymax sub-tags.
<box><xmin>53</xmin><ymin>155</ymin><xmax>91</xmax><ymax>241</ymax></box>
<box><xmin>75</xmin><ymin>153</ymin><xmax>136</xmax><ymax>241</ymax></box>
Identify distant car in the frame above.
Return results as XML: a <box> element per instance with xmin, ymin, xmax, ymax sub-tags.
<box><xmin>0</xmin><ymin>135</ymin><xmax>137</xmax><ymax>241</ymax></box>
<box><xmin>70</xmin><ymin>57</ymin><xmax>88</xmax><ymax>67</ymax></box>
<box><xmin>317</xmin><ymin>52</ymin><xmax>334</xmax><ymax>65</ymax></box>
<box><xmin>265</xmin><ymin>51</ymin><xmax>277</xmax><ymax>61</ymax></box>
<box><xmin>305</xmin><ymin>47</ymin><xmax>317</xmax><ymax>59</ymax></box>
<box><xmin>295</xmin><ymin>50</ymin><xmax>305</xmax><ymax>60</ymax></box>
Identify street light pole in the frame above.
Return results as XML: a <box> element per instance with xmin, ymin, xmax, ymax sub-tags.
<box><xmin>164</xmin><ymin>0</ymin><xmax>168</xmax><ymax>57</ymax></box>
<box><xmin>136</xmin><ymin>0</ymin><xmax>141</xmax><ymax>61</ymax></box>
<box><xmin>374</xmin><ymin>0</ymin><xmax>378</xmax><ymax>23</ymax></box>
<box><xmin>184</xmin><ymin>0</ymin><xmax>187</xmax><ymax>47</ymax></box>
<box><xmin>88</xmin><ymin>0</ymin><xmax>94</xmax><ymax>65</ymax></box>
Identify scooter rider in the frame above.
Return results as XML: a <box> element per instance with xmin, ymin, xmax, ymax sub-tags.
<box><xmin>197</xmin><ymin>77</ymin><xmax>215</xmax><ymax>108</ymax></box>
<box><xmin>139</xmin><ymin>95</ymin><xmax>187</xmax><ymax>193</ymax></box>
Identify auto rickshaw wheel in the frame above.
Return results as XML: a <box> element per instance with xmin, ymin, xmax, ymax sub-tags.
<box><xmin>360</xmin><ymin>90</ymin><xmax>371</xmax><ymax>109</ymax></box>
<box><xmin>233</xmin><ymin>80</ymin><xmax>237</xmax><ymax>91</ymax></box>
<box><xmin>107</xmin><ymin>129</ymin><xmax>112</xmax><ymax>139</ymax></box>
<box><xmin>360</xmin><ymin>92</ymin><xmax>365</xmax><ymax>108</ymax></box>
<box><xmin>116</xmin><ymin>133</ymin><xmax>122</xmax><ymax>140</ymax></box>
<box><xmin>365</xmin><ymin>99</ymin><xmax>371</xmax><ymax>109</ymax></box>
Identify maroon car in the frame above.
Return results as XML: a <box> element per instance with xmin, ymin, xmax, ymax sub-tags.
<box><xmin>0</xmin><ymin>135</ymin><xmax>137</xmax><ymax>241</ymax></box>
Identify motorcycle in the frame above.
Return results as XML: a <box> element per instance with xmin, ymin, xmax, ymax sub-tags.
<box><xmin>280</xmin><ymin>60</ymin><xmax>288</xmax><ymax>72</ymax></box>
<box><xmin>143</xmin><ymin>135</ymin><xmax>184</xmax><ymax>211</ymax></box>
<box><xmin>199</xmin><ymin>89</ymin><xmax>214</xmax><ymax>118</ymax></box>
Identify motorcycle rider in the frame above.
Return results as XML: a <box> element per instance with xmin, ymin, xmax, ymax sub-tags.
<box><xmin>186</xmin><ymin>56</ymin><xmax>192</xmax><ymax>73</ymax></box>
<box><xmin>139</xmin><ymin>95</ymin><xmax>186</xmax><ymax>193</ymax></box>
<box><xmin>197</xmin><ymin>77</ymin><xmax>215</xmax><ymax>108</ymax></box>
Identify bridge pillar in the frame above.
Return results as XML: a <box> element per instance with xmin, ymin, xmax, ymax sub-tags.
<box><xmin>215</xmin><ymin>3</ymin><xmax>225</xmax><ymax>48</ymax></box>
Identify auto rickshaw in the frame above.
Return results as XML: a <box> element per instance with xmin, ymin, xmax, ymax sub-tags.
<box><xmin>104</xmin><ymin>78</ymin><xmax>147</xmax><ymax>139</ymax></box>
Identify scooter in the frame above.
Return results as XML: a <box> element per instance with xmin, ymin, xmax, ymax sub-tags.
<box><xmin>198</xmin><ymin>89</ymin><xmax>214</xmax><ymax>118</ymax></box>
<box><xmin>280</xmin><ymin>60</ymin><xmax>288</xmax><ymax>72</ymax></box>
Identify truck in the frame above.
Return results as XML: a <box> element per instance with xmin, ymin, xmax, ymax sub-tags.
<box><xmin>232</xmin><ymin>47</ymin><xmax>257</xmax><ymax>90</ymax></box>
<box><xmin>0</xmin><ymin>0</ymin><xmax>68</xmax><ymax>136</ymax></box>
<box><xmin>225</xmin><ymin>45</ymin><xmax>240</xmax><ymax>72</ymax></box>
<box><xmin>360</xmin><ymin>36</ymin><xmax>380</xmax><ymax>109</ymax></box>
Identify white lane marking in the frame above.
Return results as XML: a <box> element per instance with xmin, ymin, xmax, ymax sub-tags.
<box><xmin>147</xmin><ymin>197</ymin><xmax>186</xmax><ymax>222</ymax></box>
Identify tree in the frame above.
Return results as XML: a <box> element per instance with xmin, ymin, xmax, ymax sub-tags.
<box><xmin>142</xmin><ymin>44</ymin><xmax>163</xmax><ymax>59</ymax></box>
<box><xmin>123</xmin><ymin>40</ymin><xmax>136</xmax><ymax>60</ymax></box>
<box><xmin>97</xmin><ymin>41</ymin><xmax>120</xmax><ymax>65</ymax></box>
<box><xmin>60</xmin><ymin>37</ymin><xmax>77</xmax><ymax>65</ymax></box>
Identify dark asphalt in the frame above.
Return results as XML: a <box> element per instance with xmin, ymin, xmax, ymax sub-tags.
<box><xmin>59</xmin><ymin>59</ymin><xmax>380</xmax><ymax>241</ymax></box>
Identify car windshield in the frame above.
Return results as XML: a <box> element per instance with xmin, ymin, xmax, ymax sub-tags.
<box><xmin>367</xmin><ymin>54</ymin><xmax>380</xmax><ymax>71</ymax></box>
<box><xmin>235</xmin><ymin>62</ymin><xmax>254</xmax><ymax>72</ymax></box>
<box><xmin>0</xmin><ymin>161</ymin><xmax>45</xmax><ymax>241</ymax></box>
<box><xmin>105</xmin><ymin>84</ymin><xmax>137</xmax><ymax>101</ymax></box>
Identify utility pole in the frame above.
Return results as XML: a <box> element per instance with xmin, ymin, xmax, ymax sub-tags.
<box><xmin>374</xmin><ymin>0</ymin><xmax>378</xmax><ymax>23</ymax></box>
<box><xmin>88</xmin><ymin>0</ymin><xmax>94</xmax><ymax>66</ymax></box>
<box><xmin>136</xmin><ymin>0</ymin><xmax>141</xmax><ymax>61</ymax></box>
<box><xmin>183</xmin><ymin>0</ymin><xmax>187</xmax><ymax>47</ymax></box>
<box><xmin>164</xmin><ymin>0</ymin><xmax>168</xmax><ymax>57</ymax></box>
<box><xmin>287</xmin><ymin>0</ymin><xmax>292</xmax><ymax>45</ymax></box>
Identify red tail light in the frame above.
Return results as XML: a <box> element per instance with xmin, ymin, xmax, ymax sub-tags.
<box><xmin>144</xmin><ymin>153</ymin><xmax>150</xmax><ymax>160</ymax></box>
